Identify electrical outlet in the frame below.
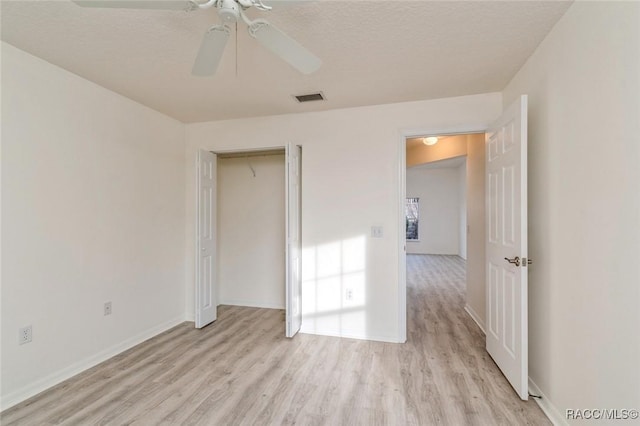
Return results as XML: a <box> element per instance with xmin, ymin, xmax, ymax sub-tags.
<box><xmin>19</xmin><ymin>325</ymin><xmax>32</xmax><ymax>345</ymax></box>
<box><xmin>345</xmin><ymin>288</ymin><xmax>353</xmax><ymax>301</ymax></box>
<box><xmin>104</xmin><ymin>301</ymin><xmax>112</xmax><ymax>316</ymax></box>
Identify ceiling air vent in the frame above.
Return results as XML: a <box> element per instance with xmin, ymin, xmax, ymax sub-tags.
<box><xmin>294</xmin><ymin>92</ymin><xmax>325</xmax><ymax>103</ymax></box>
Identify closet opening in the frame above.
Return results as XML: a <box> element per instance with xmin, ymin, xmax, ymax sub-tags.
<box><xmin>195</xmin><ymin>145</ymin><xmax>302</xmax><ymax>338</ymax></box>
<box><xmin>217</xmin><ymin>149</ymin><xmax>287</xmax><ymax>313</ymax></box>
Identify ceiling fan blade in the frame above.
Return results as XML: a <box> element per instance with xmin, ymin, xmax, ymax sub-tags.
<box><xmin>192</xmin><ymin>25</ymin><xmax>231</xmax><ymax>76</ymax></box>
<box><xmin>247</xmin><ymin>19</ymin><xmax>321</xmax><ymax>74</ymax></box>
<box><xmin>73</xmin><ymin>0</ymin><xmax>196</xmax><ymax>10</ymax></box>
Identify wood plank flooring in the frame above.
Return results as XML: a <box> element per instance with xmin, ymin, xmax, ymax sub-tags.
<box><xmin>1</xmin><ymin>255</ymin><xmax>550</xmax><ymax>425</ymax></box>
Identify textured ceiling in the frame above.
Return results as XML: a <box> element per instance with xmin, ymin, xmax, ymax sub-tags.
<box><xmin>409</xmin><ymin>155</ymin><xmax>466</xmax><ymax>170</ymax></box>
<box><xmin>1</xmin><ymin>0</ymin><xmax>572</xmax><ymax>123</ymax></box>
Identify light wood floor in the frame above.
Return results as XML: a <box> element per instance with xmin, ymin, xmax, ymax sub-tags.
<box><xmin>1</xmin><ymin>255</ymin><xmax>549</xmax><ymax>425</ymax></box>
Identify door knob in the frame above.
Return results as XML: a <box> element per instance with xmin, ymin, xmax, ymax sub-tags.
<box><xmin>504</xmin><ymin>256</ymin><xmax>520</xmax><ymax>267</ymax></box>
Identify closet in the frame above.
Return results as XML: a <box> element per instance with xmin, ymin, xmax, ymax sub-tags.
<box><xmin>217</xmin><ymin>150</ymin><xmax>286</xmax><ymax>309</ymax></box>
<box><xmin>196</xmin><ymin>145</ymin><xmax>301</xmax><ymax>336</ymax></box>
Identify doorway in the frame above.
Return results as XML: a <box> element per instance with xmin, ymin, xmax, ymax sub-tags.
<box><xmin>398</xmin><ymin>96</ymin><xmax>529</xmax><ymax>401</ymax></box>
<box><xmin>402</xmin><ymin>133</ymin><xmax>487</xmax><ymax>335</ymax></box>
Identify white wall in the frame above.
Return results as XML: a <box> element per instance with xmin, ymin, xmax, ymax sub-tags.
<box><xmin>217</xmin><ymin>154</ymin><xmax>285</xmax><ymax>309</ymax></box>
<box><xmin>503</xmin><ymin>2</ymin><xmax>640</xmax><ymax>423</ymax></box>
<box><xmin>458</xmin><ymin>160</ymin><xmax>467</xmax><ymax>259</ymax></box>
<box><xmin>464</xmin><ymin>134</ymin><xmax>486</xmax><ymax>331</ymax></box>
<box><xmin>406</xmin><ymin>166</ymin><xmax>461</xmax><ymax>255</ymax></box>
<box><xmin>1</xmin><ymin>43</ymin><xmax>186</xmax><ymax>409</ymax></box>
<box><xmin>185</xmin><ymin>93</ymin><xmax>502</xmax><ymax>342</ymax></box>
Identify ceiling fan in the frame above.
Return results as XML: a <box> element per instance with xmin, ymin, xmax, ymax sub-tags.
<box><xmin>73</xmin><ymin>0</ymin><xmax>322</xmax><ymax>76</ymax></box>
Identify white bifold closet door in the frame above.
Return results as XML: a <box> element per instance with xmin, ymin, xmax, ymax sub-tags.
<box><xmin>196</xmin><ymin>149</ymin><xmax>217</xmax><ymax>329</ymax></box>
<box><xmin>285</xmin><ymin>143</ymin><xmax>302</xmax><ymax>338</ymax></box>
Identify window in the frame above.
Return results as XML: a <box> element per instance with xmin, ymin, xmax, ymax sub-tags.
<box><xmin>406</xmin><ymin>197</ymin><xmax>419</xmax><ymax>241</ymax></box>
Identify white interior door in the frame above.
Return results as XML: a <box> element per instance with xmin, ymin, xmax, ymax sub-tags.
<box><xmin>285</xmin><ymin>143</ymin><xmax>302</xmax><ymax>338</ymax></box>
<box><xmin>196</xmin><ymin>149</ymin><xmax>217</xmax><ymax>328</ymax></box>
<box><xmin>485</xmin><ymin>95</ymin><xmax>529</xmax><ymax>400</ymax></box>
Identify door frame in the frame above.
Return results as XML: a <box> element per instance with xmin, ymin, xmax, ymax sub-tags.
<box><xmin>397</xmin><ymin>125</ymin><xmax>487</xmax><ymax>343</ymax></box>
<box><xmin>194</xmin><ymin>144</ymin><xmax>299</xmax><ymax>334</ymax></box>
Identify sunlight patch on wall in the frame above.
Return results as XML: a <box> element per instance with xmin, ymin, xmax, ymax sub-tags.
<box><xmin>301</xmin><ymin>236</ymin><xmax>367</xmax><ymax>337</ymax></box>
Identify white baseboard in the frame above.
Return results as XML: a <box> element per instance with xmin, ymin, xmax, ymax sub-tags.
<box><xmin>0</xmin><ymin>315</ymin><xmax>185</xmax><ymax>411</ymax></box>
<box><xmin>299</xmin><ymin>325</ymin><xmax>399</xmax><ymax>343</ymax></box>
<box><xmin>464</xmin><ymin>304</ymin><xmax>486</xmax><ymax>334</ymax></box>
<box><xmin>219</xmin><ymin>299</ymin><xmax>284</xmax><ymax>310</ymax></box>
<box><xmin>529</xmin><ymin>378</ymin><xmax>567</xmax><ymax>426</ymax></box>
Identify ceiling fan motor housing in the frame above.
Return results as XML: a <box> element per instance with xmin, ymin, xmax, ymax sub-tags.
<box><xmin>218</xmin><ymin>0</ymin><xmax>240</xmax><ymax>23</ymax></box>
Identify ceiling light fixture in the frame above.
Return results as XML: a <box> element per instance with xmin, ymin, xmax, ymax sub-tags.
<box><xmin>423</xmin><ymin>136</ymin><xmax>438</xmax><ymax>146</ymax></box>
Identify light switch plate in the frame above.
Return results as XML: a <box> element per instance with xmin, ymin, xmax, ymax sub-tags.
<box><xmin>371</xmin><ymin>226</ymin><xmax>383</xmax><ymax>238</ymax></box>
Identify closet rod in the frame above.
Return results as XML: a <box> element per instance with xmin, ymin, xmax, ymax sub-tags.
<box><xmin>217</xmin><ymin>149</ymin><xmax>285</xmax><ymax>159</ymax></box>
